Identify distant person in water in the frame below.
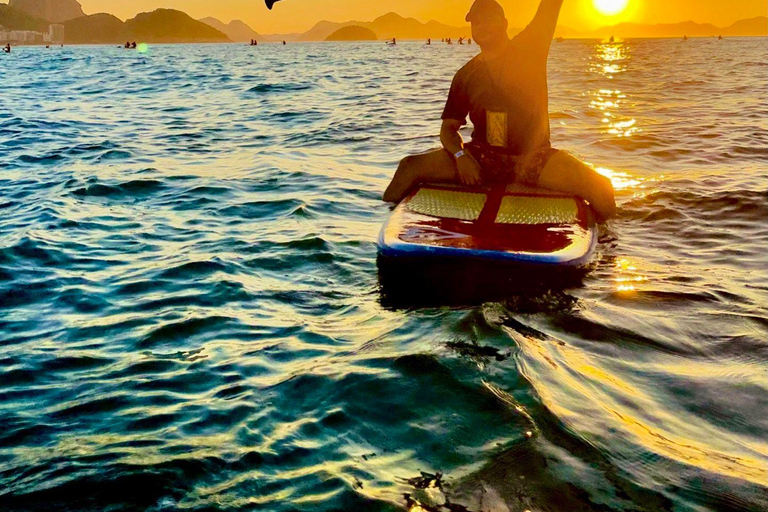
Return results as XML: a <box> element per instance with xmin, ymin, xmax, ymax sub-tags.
<box><xmin>3</xmin><ymin>44</ymin><xmax>10</xmax><ymax>53</ymax></box>
<box><xmin>459</xmin><ymin>36</ymin><xmax>464</xmax><ymax>44</ymax></box>
<box><xmin>468</xmin><ymin>38</ymin><xmax>472</xmax><ymax>44</ymax></box>
<box><xmin>427</xmin><ymin>38</ymin><xmax>431</xmax><ymax>45</ymax></box>
<box><xmin>383</xmin><ymin>0</ymin><xmax>616</xmax><ymax>220</ymax></box>
<box><xmin>282</xmin><ymin>40</ymin><xmax>286</xmax><ymax>45</ymax></box>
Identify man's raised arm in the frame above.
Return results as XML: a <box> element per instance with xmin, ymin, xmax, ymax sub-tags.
<box><xmin>524</xmin><ymin>0</ymin><xmax>564</xmax><ymax>46</ymax></box>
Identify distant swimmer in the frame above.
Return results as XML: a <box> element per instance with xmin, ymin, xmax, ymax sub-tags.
<box><xmin>282</xmin><ymin>40</ymin><xmax>286</xmax><ymax>45</ymax></box>
<box><xmin>459</xmin><ymin>36</ymin><xmax>464</xmax><ymax>44</ymax></box>
<box><xmin>718</xmin><ymin>35</ymin><xmax>723</xmax><ymax>40</ymax></box>
<box><xmin>467</xmin><ymin>38</ymin><xmax>472</xmax><ymax>44</ymax></box>
<box><xmin>132</xmin><ymin>41</ymin><xmax>137</xmax><ymax>49</ymax></box>
<box><xmin>609</xmin><ymin>35</ymin><xmax>614</xmax><ymax>43</ymax></box>
<box><xmin>3</xmin><ymin>44</ymin><xmax>10</xmax><ymax>53</ymax></box>
<box><xmin>427</xmin><ymin>38</ymin><xmax>431</xmax><ymax>45</ymax></box>
<box><xmin>683</xmin><ymin>35</ymin><xmax>688</xmax><ymax>41</ymax></box>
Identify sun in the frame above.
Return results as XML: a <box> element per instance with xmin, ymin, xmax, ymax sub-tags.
<box><xmin>593</xmin><ymin>0</ymin><xmax>630</xmax><ymax>16</ymax></box>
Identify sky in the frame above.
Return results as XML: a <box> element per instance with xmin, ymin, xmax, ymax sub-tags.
<box><xmin>74</xmin><ymin>0</ymin><xmax>768</xmax><ymax>34</ymax></box>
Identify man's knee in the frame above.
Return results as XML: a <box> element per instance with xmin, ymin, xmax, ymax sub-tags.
<box><xmin>398</xmin><ymin>154</ymin><xmax>417</xmax><ymax>171</ymax></box>
<box><xmin>595</xmin><ymin>173</ymin><xmax>614</xmax><ymax>200</ymax></box>
<box><xmin>590</xmin><ymin>172</ymin><xmax>617</xmax><ymax>219</ymax></box>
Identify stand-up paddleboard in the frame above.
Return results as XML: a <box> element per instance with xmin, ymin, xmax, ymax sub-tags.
<box><xmin>378</xmin><ymin>183</ymin><xmax>597</xmax><ymax>267</ymax></box>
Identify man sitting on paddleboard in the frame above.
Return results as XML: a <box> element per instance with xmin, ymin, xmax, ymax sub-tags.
<box><xmin>383</xmin><ymin>0</ymin><xmax>617</xmax><ymax>220</ymax></box>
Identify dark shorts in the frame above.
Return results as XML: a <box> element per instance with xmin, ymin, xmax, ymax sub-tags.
<box><xmin>462</xmin><ymin>143</ymin><xmax>560</xmax><ymax>186</ymax></box>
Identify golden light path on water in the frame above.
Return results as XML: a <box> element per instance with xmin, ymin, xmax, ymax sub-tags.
<box><xmin>514</xmin><ymin>37</ymin><xmax>768</xmax><ymax>494</ymax></box>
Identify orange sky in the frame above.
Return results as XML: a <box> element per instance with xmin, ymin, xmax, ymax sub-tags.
<box><xmin>75</xmin><ymin>0</ymin><xmax>768</xmax><ymax>34</ymax></box>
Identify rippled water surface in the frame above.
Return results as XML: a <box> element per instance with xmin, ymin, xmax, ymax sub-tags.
<box><xmin>1</xmin><ymin>38</ymin><xmax>767</xmax><ymax>512</ymax></box>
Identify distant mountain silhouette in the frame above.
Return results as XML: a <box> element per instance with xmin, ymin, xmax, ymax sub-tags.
<box><xmin>124</xmin><ymin>9</ymin><xmax>229</xmax><ymax>43</ymax></box>
<box><xmin>564</xmin><ymin>16</ymin><xmax>768</xmax><ymax>39</ymax></box>
<box><xmin>325</xmin><ymin>25</ymin><xmax>377</xmax><ymax>41</ymax></box>
<box><xmin>0</xmin><ymin>3</ymin><xmax>48</xmax><ymax>31</ymax></box>
<box><xmin>286</xmin><ymin>12</ymin><xmax>767</xmax><ymax>42</ymax></box>
<box><xmin>8</xmin><ymin>0</ymin><xmax>84</xmax><ymax>23</ymax></box>
<box><xmin>2</xmin><ymin>4</ymin><xmax>764</xmax><ymax>44</ymax></box>
<box><xmin>63</xmin><ymin>13</ymin><xmax>127</xmax><ymax>44</ymax></box>
<box><xmin>200</xmin><ymin>17</ymin><xmax>263</xmax><ymax>42</ymax></box>
<box><xmin>299</xmin><ymin>12</ymin><xmax>469</xmax><ymax>41</ymax></box>
<box><xmin>722</xmin><ymin>17</ymin><xmax>768</xmax><ymax>37</ymax></box>
<box><xmin>58</xmin><ymin>8</ymin><xmax>230</xmax><ymax>44</ymax></box>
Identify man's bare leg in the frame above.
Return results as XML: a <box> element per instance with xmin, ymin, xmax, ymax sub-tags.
<box><xmin>537</xmin><ymin>151</ymin><xmax>617</xmax><ymax>221</ymax></box>
<box><xmin>383</xmin><ymin>149</ymin><xmax>458</xmax><ymax>203</ymax></box>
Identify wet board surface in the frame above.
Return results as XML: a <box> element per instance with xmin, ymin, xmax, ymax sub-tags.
<box><xmin>378</xmin><ymin>183</ymin><xmax>598</xmax><ymax>266</ymax></box>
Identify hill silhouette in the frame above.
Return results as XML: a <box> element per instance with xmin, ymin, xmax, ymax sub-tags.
<box><xmin>200</xmin><ymin>17</ymin><xmax>263</xmax><ymax>42</ymax></box>
<box><xmin>586</xmin><ymin>17</ymin><xmax>768</xmax><ymax>38</ymax></box>
<box><xmin>124</xmin><ymin>9</ymin><xmax>229</xmax><ymax>43</ymax></box>
<box><xmin>0</xmin><ymin>3</ymin><xmax>47</xmax><ymax>31</ymax></box>
<box><xmin>1</xmin><ymin>4</ymin><xmax>765</xmax><ymax>44</ymax></box>
<box><xmin>722</xmin><ymin>17</ymin><xmax>768</xmax><ymax>37</ymax></box>
<box><xmin>300</xmin><ymin>12</ymin><xmax>469</xmax><ymax>41</ymax></box>
<box><xmin>8</xmin><ymin>0</ymin><xmax>84</xmax><ymax>23</ymax></box>
<box><xmin>284</xmin><ymin>12</ymin><xmax>767</xmax><ymax>41</ymax></box>
<box><xmin>63</xmin><ymin>13</ymin><xmax>127</xmax><ymax>44</ymax></box>
<box><xmin>325</xmin><ymin>25</ymin><xmax>377</xmax><ymax>41</ymax></box>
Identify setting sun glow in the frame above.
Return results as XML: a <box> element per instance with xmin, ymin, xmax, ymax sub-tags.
<box><xmin>593</xmin><ymin>0</ymin><xmax>630</xmax><ymax>16</ymax></box>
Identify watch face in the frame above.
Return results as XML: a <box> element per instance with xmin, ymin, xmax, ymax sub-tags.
<box><xmin>486</xmin><ymin>110</ymin><xmax>508</xmax><ymax>147</ymax></box>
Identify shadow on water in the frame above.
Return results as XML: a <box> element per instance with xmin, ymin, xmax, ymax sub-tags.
<box><xmin>377</xmin><ymin>255</ymin><xmax>591</xmax><ymax>309</ymax></box>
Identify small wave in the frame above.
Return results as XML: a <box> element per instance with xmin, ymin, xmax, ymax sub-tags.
<box><xmin>71</xmin><ymin>179</ymin><xmax>166</xmax><ymax>198</ymax></box>
<box><xmin>217</xmin><ymin>198</ymin><xmax>306</xmax><ymax>220</ymax></box>
<box><xmin>246</xmin><ymin>83</ymin><xmax>314</xmax><ymax>94</ymax></box>
<box><xmin>137</xmin><ymin>315</ymin><xmax>235</xmax><ymax>349</ymax></box>
<box><xmin>96</xmin><ymin>149</ymin><xmax>133</xmax><ymax>161</ymax></box>
<box><xmin>16</xmin><ymin>152</ymin><xmax>65</xmax><ymax>165</ymax></box>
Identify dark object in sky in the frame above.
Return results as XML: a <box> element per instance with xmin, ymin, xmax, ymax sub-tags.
<box><xmin>265</xmin><ymin>0</ymin><xmax>282</xmax><ymax>10</ymax></box>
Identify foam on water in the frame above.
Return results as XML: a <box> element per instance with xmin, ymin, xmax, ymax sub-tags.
<box><xmin>0</xmin><ymin>38</ymin><xmax>767</xmax><ymax>512</ymax></box>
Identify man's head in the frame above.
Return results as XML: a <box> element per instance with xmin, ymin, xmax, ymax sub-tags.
<box><xmin>466</xmin><ymin>0</ymin><xmax>509</xmax><ymax>47</ymax></box>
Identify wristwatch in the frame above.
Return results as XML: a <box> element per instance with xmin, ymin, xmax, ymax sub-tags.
<box><xmin>453</xmin><ymin>149</ymin><xmax>467</xmax><ymax>160</ymax></box>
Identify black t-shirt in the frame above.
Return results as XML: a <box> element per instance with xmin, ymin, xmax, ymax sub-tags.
<box><xmin>442</xmin><ymin>2</ymin><xmax>560</xmax><ymax>155</ymax></box>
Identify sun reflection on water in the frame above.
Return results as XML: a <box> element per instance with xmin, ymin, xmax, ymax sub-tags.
<box><xmin>589</xmin><ymin>42</ymin><xmax>641</xmax><ymax>143</ymax></box>
<box><xmin>613</xmin><ymin>258</ymin><xmax>649</xmax><ymax>294</ymax></box>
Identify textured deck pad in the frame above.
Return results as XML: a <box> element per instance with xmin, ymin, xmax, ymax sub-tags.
<box><xmin>407</xmin><ymin>188</ymin><xmax>487</xmax><ymax>221</ymax></box>
<box><xmin>379</xmin><ymin>184</ymin><xmax>597</xmax><ymax>266</ymax></box>
<box><xmin>495</xmin><ymin>196</ymin><xmax>578</xmax><ymax>224</ymax></box>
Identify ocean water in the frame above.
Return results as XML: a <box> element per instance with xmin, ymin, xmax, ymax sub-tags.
<box><xmin>0</xmin><ymin>37</ymin><xmax>766</xmax><ymax>512</ymax></box>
